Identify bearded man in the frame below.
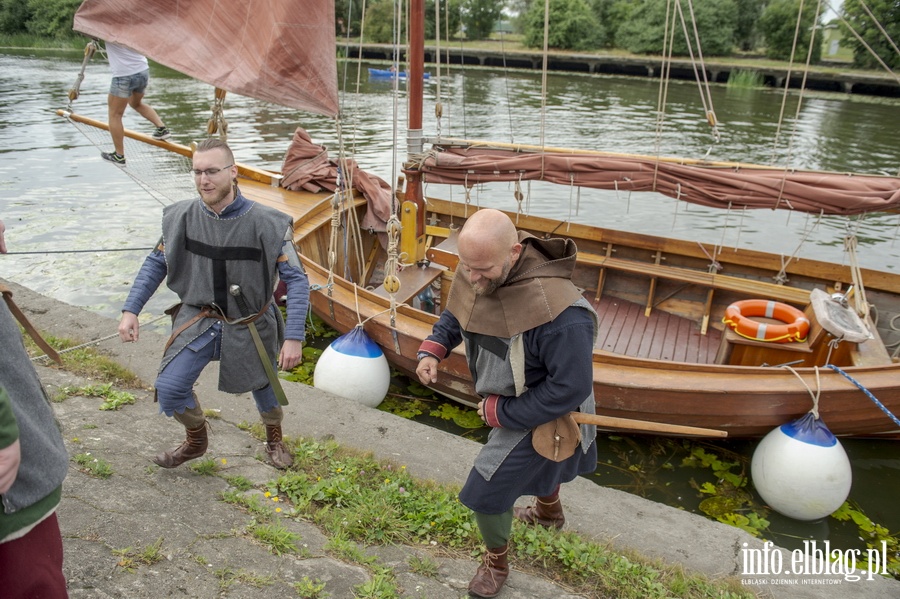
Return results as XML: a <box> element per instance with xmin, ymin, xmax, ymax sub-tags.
<box><xmin>416</xmin><ymin>208</ymin><xmax>598</xmax><ymax>598</ymax></box>
<box><xmin>118</xmin><ymin>138</ymin><xmax>308</xmax><ymax>470</ymax></box>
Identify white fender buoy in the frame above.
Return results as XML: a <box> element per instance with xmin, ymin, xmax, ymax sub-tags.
<box><xmin>751</xmin><ymin>412</ymin><xmax>852</xmax><ymax>521</ymax></box>
<box><xmin>313</xmin><ymin>326</ymin><xmax>390</xmax><ymax>408</ymax></box>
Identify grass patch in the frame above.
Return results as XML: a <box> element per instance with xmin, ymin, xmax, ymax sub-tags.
<box><xmin>270</xmin><ymin>437</ymin><xmax>754</xmax><ymax>598</ymax></box>
<box><xmin>727</xmin><ymin>70</ymin><xmax>764</xmax><ymax>89</ymax></box>
<box><xmin>22</xmin><ymin>331</ymin><xmax>141</xmax><ymax>387</ymax></box>
<box><xmin>57</xmin><ymin>383</ymin><xmax>136</xmax><ymax>410</ymax></box>
<box><xmin>190</xmin><ymin>458</ymin><xmax>221</xmax><ymax>476</ymax></box>
<box><xmin>213</xmin><ymin>567</ymin><xmax>273</xmax><ymax>590</ymax></box>
<box><xmin>248</xmin><ymin>521</ymin><xmax>301</xmax><ymax>556</ymax></box>
<box><xmin>224</xmin><ymin>475</ymin><xmax>254</xmax><ymax>492</ymax></box>
<box><xmin>112</xmin><ymin>537</ymin><xmax>165</xmax><ymax>572</ymax></box>
<box><xmin>0</xmin><ymin>34</ymin><xmax>85</xmax><ymax>50</ymax></box>
<box><xmin>408</xmin><ymin>554</ymin><xmax>439</xmax><ymax>577</ymax></box>
<box><xmin>294</xmin><ymin>575</ymin><xmax>329</xmax><ymax>598</ymax></box>
<box><xmin>72</xmin><ymin>452</ymin><xmax>113</xmax><ymax>479</ymax></box>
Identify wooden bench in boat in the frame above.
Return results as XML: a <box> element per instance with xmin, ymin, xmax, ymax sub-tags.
<box><xmin>576</xmin><ymin>251</ymin><xmax>812</xmax><ymax>306</ymax></box>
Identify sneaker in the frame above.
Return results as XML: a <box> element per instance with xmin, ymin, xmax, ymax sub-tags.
<box><xmin>151</xmin><ymin>126</ymin><xmax>171</xmax><ymax>140</ymax></box>
<box><xmin>101</xmin><ymin>151</ymin><xmax>125</xmax><ymax>165</ymax></box>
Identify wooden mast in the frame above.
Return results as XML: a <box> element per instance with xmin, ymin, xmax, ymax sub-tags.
<box><xmin>401</xmin><ymin>0</ymin><xmax>427</xmax><ymax>263</ymax></box>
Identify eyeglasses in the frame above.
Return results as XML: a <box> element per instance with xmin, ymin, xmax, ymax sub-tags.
<box><xmin>191</xmin><ymin>164</ymin><xmax>233</xmax><ymax>177</ymax></box>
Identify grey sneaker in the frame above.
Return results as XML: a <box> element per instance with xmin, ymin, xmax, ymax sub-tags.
<box><xmin>101</xmin><ymin>151</ymin><xmax>125</xmax><ymax>165</ymax></box>
<box><xmin>152</xmin><ymin>126</ymin><xmax>171</xmax><ymax>140</ymax></box>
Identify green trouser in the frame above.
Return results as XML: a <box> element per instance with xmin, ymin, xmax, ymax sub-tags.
<box><xmin>474</xmin><ymin>508</ymin><xmax>514</xmax><ymax>548</ymax></box>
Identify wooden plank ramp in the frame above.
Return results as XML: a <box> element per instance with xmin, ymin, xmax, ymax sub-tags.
<box><xmin>588</xmin><ymin>293</ymin><xmax>722</xmax><ymax>364</ymax></box>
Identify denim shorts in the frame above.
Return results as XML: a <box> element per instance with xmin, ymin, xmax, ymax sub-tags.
<box><xmin>109</xmin><ymin>69</ymin><xmax>150</xmax><ymax>98</ymax></box>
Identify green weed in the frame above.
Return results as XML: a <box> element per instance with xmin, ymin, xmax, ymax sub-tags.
<box><xmin>248</xmin><ymin>521</ymin><xmax>300</xmax><ymax>555</ymax></box>
<box><xmin>72</xmin><ymin>452</ymin><xmax>113</xmax><ymax>479</ymax></box>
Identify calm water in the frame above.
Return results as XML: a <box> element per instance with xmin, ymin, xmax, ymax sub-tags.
<box><xmin>1</xmin><ymin>48</ymin><xmax>899</xmax><ymax>559</ymax></box>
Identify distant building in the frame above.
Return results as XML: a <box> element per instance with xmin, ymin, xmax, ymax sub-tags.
<box><xmin>821</xmin><ymin>20</ymin><xmax>843</xmax><ymax>58</ymax></box>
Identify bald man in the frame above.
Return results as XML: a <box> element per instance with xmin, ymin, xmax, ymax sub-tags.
<box><xmin>416</xmin><ymin>209</ymin><xmax>599</xmax><ymax>598</ymax></box>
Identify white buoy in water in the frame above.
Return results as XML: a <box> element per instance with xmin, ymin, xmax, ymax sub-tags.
<box><xmin>751</xmin><ymin>412</ymin><xmax>852</xmax><ymax>521</ymax></box>
<box><xmin>313</xmin><ymin>326</ymin><xmax>390</xmax><ymax>408</ymax></box>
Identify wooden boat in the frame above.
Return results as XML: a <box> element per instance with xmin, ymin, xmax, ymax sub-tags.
<box><xmin>65</xmin><ymin>0</ymin><xmax>900</xmax><ymax>438</ymax></box>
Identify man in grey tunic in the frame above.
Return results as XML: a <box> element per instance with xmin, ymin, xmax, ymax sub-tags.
<box><xmin>117</xmin><ymin>139</ymin><xmax>309</xmax><ymax>469</ymax></box>
<box><xmin>416</xmin><ymin>209</ymin><xmax>598</xmax><ymax>598</ymax></box>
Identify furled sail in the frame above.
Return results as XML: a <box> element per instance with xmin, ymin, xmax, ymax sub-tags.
<box><xmin>73</xmin><ymin>0</ymin><xmax>339</xmax><ymax>117</ymax></box>
<box><xmin>417</xmin><ymin>145</ymin><xmax>900</xmax><ymax>216</ymax></box>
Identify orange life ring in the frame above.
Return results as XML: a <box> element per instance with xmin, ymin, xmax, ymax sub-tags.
<box><xmin>723</xmin><ymin>300</ymin><xmax>810</xmax><ymax>343</ymax></box>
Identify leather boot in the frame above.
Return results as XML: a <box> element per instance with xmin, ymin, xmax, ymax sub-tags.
<box><xmin>513</xmin><ymin>494</ymin><xmax>565</xmax><ymax>529</ymax></box>
<box><xmin>153</xmin><ymin>421</ymin><xmax>208</xmax><ymax>468</ymax></box>
<box><xmin>468</xmin><ymin>544</ymin><xmax>509</xmax><ymax>598</ymax></box>
<box><xmin>264</xmin><ymin>423</ymin><xmax>293</xmax><ymax>469</ymax></box>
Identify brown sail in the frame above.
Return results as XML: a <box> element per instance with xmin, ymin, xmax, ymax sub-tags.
<box><xmin>417</xmin><ymin>144</ymin><xmax>900</xmax><ymax>216</ymax></box>
<box><xmin>73</xmin><ymin>0</ymin><xmax>339</xmax><ymax>117</ymax></box>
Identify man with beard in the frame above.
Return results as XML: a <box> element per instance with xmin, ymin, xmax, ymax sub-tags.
<box><xmin>416</xmin><ymin>209</ymin><xmax>598</xmax><ymax>598</ymax></box>
<box><xmin>118</xmin><ymin>138</ymin><xmax>309</xmax><ymax>470</ymax></box>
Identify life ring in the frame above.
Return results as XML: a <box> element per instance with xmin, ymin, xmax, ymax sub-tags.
<box><xmin>723</xmin><ymin>300</ymin><xmax>810</xmax><ymax>343</ymax></box>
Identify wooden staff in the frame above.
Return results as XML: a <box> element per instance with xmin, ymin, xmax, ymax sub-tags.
<box><xmin>572</xmin><ymin>412</ymin><xmax>728</xmax><ymax>438</ymax></box>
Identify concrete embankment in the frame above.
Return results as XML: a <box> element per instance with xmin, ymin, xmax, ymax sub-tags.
<box><xmin>5</xmin><ymin>278</ymin><xmax>898</xmax><ymax>598</ymax></box>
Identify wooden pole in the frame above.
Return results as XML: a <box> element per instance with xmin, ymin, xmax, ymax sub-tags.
<box><xmin>572</xmin><ymin>412</ymin><xmax>728</xmax><ymax>438</ymax></box>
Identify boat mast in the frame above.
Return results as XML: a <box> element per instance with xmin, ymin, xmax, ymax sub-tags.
<box><xmin>401</xmin><ymin>0</ymin><xmax>427</xmax><ymax>263</ymax></box>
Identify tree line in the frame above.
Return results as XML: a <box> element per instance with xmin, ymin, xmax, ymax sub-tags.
<box><xmin>3</xmin><ymin>0</ymin><xmax>897</xmax><ymax>70</ymax></box>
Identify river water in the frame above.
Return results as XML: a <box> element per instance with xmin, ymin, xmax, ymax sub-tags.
<box><xmin>2</xmin><ymin>48</ymin><xmax>899</xmax><ymax>563</ymax></box>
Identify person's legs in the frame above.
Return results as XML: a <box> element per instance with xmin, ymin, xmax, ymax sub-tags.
<box><xmin>253</xmin><ymin>384</ymin><xmax>293</xmax><ymax>469</ymax></box>
<box><xmin>151</xmin><ymin>330</ymin><xmax>219</xmax><ymax>467</ymax></box>
<box><xmin>469</xmin><ymin>509</ymin><xmax>513</xmax><ymax>598</ymax></box>
<box><xmin>0</xmin><ymin>512</ymin><xmax>68</xmax><ymax>598</ymax></box>
<box><xmin>128</xmin><ymin>90</ymin><xmax>165</xmax><ymax>129</ymax></box>
<box><xmin>513</xmin><ymin>483</ymin><xmax>565</xmax><ymax>529</ymax></box>
<box><xmin>106</xmin><ymin>93</ymin><xmax>129</xmax><ymax>157</ymax></box>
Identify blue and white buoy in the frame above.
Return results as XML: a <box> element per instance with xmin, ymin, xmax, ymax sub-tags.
<box><xmin>751</xmin><ymin>412</ymin><xmax>852</xmax><ymax>521</ymax></box>
<box><xmin>313</xmin><ymin>326</ymin><xmax>390</xmax><ymax>408</ymax></box>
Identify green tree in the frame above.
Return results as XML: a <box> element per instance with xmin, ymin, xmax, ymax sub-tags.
<box><xmin>25</xmin><ymin>0</ymin><xmax>81</xmax><ymax>38</ymax></box>
<box><xmin>362</xmin><ymin>0</ymin><xmax>398</xmax><ymax>44</ymax></box>
<box><xmin>0</xmin><ymin>0</ymin><xmax>33</xmax><ymax>34</ymax></box>
<box><xmin>759</xmin><ymin>0</ymin><xmax>822</xmax><ymax>62</ymax></box>
<box><xmin>426</xmin><ymin>0</ymin><xmax>463</xmax><ymax>40</ymax></box>
<box><xmin>522</xmin><ymin>0</ymin><xmax>604</xmax><ymax>51</ymax></box>
<box><xmin>733</xmin><ymin>0</ymin><xmax>765</xmax><ymax>51</ymax></box>
<box><xmin>588</xmin><ymin>0</ymin><xmax>634</xmax><ymax>48</ymax></box>
<box><xmin>335</xmin><ymin>0</ymin><xmax>365</xmax><ymax>39</ymax></box>
<box><xmin>840</xmin><ymin>0</ymin><xmax>900</xmax><ymax>70</ymax></box>
<box><xmin>461</xmin><ymin>0</ymin><xmax>503</xmax><ymax>40</ymax></box>
<box><xmin>614</xmin><ymin>0</ymin><xmax>737</xmax><ymax>56</ymax></box>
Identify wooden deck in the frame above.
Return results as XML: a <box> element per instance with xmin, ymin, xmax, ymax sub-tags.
<box><xmin>588</xmin><ymin>293</ymin><xmax>722</xmax><ymax>364</ymax></box>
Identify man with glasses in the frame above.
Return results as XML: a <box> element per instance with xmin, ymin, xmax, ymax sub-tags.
<box><xmin>117</xmin><ymin>139</ymin><xmax>309</xmax><ymax>470</ymax></box>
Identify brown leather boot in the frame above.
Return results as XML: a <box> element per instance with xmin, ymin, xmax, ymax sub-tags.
<box><xmin>513</xmin><ymin>494</ymin><xmax>565</xmax><ymax>529</ymax></box>
<box><xmin>153</xmin><ymin>422</ymin><xmax>208</xmax><ymax>468</ymax></box>
<box><xmin>265</xmin><ymin>424</ymin><xmax>293</xmax><ymax>469</ymax></box>
<box><xmin>468</xmin><ymin>544</ymin><xmax>509</xmax><ymax>598</ymax></box>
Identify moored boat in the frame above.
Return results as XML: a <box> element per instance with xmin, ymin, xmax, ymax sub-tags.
<box><xmin>63</xmin><ymin>0</ymin><xmax>900</xmax><ymax>438</ymax></box>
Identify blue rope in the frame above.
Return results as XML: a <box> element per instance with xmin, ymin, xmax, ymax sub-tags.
<box><xmin>827</xmin><ymin>364</ymin><xmax>900</xmax><ymax>428</ymax></box>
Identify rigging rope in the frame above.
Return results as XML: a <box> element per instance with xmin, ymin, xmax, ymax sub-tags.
<box><xmin>206</xmin><ymin>88</ymin><xmax>228</xmax><ymax>140</ymax></box>
<box><xmin>61</xmin><ymin>112</ymin><xmax>195</xmax><ymax>206</ymax></box>
<box><xmin>827</xmin><ymin>364</ymin><xmax>900</xmax><ymax>428</ymax></box>
<box><xmin>844</xmin><ymin>234</ymin><xmax>871</xmax><ymax>320</ymax></box>
<box><xmin>67</xmin><ymin>39</ymin><xmax>98</xmax><ymax>109</ymax></box>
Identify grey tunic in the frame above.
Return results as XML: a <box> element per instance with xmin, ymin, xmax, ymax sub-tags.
<box><xmin>160</xmin><ymin>199</ymin><xmax>292</xmax><ymax>393</ymax></box>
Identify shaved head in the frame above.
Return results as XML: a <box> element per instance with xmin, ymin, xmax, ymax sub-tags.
<box><xmin>457</xmin><ymin>209</ymin><xmax>521</xmax><ymax>296</ymax></box>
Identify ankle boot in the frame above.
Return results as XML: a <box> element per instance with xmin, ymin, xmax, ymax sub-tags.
<box><xmin>513</xmin><ymin>494</ymin><xmax>565</xmax><ymax>529</ymax></box>
<box><xmin>468</xmin><ymin>544</ymin><xmax>509</xmax><ymax>598</ymax></box>
<box><xmin>264</xmin><ymin>423</ymin><xmax>293</xmax><ymax>469</ymax></box>
<box><xmin>153</xmin><ymin>422</ymin><xmax>208</xmax><ymax>468</ymax></box>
